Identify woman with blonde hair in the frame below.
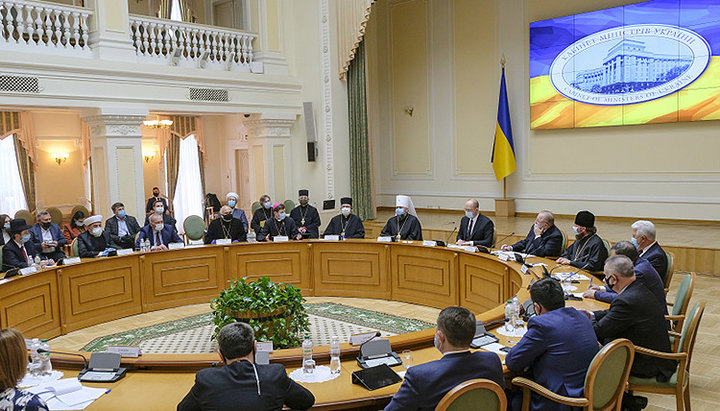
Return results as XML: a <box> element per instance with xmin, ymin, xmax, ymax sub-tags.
<box><xmin>0</xmin><ymin>328</ymin><xmax>48</xmax><ymax>410</ymax></box>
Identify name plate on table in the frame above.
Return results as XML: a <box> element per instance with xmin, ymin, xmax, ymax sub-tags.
<box><xmin>273</xmin><ymin>236</ymin><xmax>289</xmax><ymax>242</ymax></box>
<box><xmin>521</xmin><ymin>265</ymin><xmax>529</xmax><ymax>274</ymax></box>
<box><xmin>107</xmin><ymin>346</ymin><xmax>142</xmax><ymax>357</ymax></box>
<box><xmin>168</xmin><ymin>242</ymin><xmax>185</xmax><ymax>250</ymax></box>
<box><xmin>422</xmin><ymin>240</ymin><xmax>437</xmax><ymax>247</ymax></box>
<box><xmin>216</xmin><ymin>238</ymin><xmax>232</xmax><ymax>245</ymax></box>
<box><xmin>63</xmin><ymin>257</ymin><xmax>81</xmax><ymax>265</ymax></box>
<box><xmin>19</xmin><ymin>266</ymin><xmax>38</xmax><ymax>275</ymax></box>
<box><xmin>376</xmin><ymin>236</ymin><xmax>392</xmax><ymax>242</ymax></box>
<box><xmin>116</xmin><ymin>249</ymin><xmax>134</xmax><ymax>256</ymax></box>
<box><xmin>497</xmin><ymin>253</ymin><xmax>509</xmax><ymax>261</ymax></box>
<box><xmin>256</xmin><ymin>341</ymin><xmax>274</xmax><ymax>352</ymax></box>
<box><xmin>323</xmin><ymin>235</ymin><xmax>340</xmax><ymax>241</ymax></box>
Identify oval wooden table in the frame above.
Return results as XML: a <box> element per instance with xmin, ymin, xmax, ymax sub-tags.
<box><xmin>0</xmin><ymin>240</ymin><xmax>608</xmax><ymax>410</ymax></box>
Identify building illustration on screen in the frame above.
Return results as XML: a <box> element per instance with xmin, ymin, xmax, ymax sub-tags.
<box><xmin>572</xmin><ymin>39</ymin><xmax>692</xmax><ymax>94</ymax></box>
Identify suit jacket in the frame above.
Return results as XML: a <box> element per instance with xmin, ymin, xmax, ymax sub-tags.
<box><xmin>146</xmin><ymin>196</ymin><xmax>169</xmax><ymax>214</ymax></box>
<box><xmin>105</xmin><ymin>215</ymin><xmax>142</xmax><ymax>249</ymax></box>
<box><xmin>456</xmin><ymin>214</ymin><xmax>494</xmax><ymax>247</ymax></box>
<box><xmin>380</xmin><ymin>214</ymin><xmax>423</xmax><ymax>241</ymax></box>
<box><xmin>231</xmin><ymin>208</ymin><xmax>249</xmax><ymax>233</ymax></box>
<box><xmin>290</xmin><ymin>205</ymin><xmax>321</xmax><ymax>239</ymax></box>
<box><xmin>640</xmin><ymin>242</ymin><xmax>668</xmax><ymax>285</ymax></box>
<box><xmin>2</xmin><ymin>239</ymin><xmax>41</xmax><ymax>271</ymax></box>
<box><xmin>511</xmin><ymin>225</ymin><xmax>564</xmax><ymax>257</ymax></box>
<box><xmin>593</xmin><ymin>281</ymin><xmax>675</xmax><ymax>380</ymax></box>
<box><xmin>143</xmin><ymin>213</ymin><xmax>177</xmax><ymax>230</ymax></box>
<box><xmin>136</xmin><ymin>225</ymin><xmax>184</xmax><ymax>248</ymax></box>
<box><xmin>257</xmin><ymin>218</ymin><xmax>300</xmax><ymax>242</ymax></box>
<box><xmin>205</xmin><ymin>217</ymin><xmax>247</xmax><ymax>244</ymax></box>
<box><xmin>76</xmin><ymin>230</ymin><xmax>119</xmax><ymax>258</ymax></box>
<box><xmin>385</xmin><ymin>351</ymin><xmax>504</xmax><ymax>411</ymax></box>
<box><xmin>594</xmin><ymin>259</ymin><xmax>668</xmax><ymax>314</ymax></box>
<box><xmin>29</xmin><ymin>223</ymin><xmax>67</xmax><ymax>253</ymax></box>
<box><xmin>177</xmin><ymin>360</ymin><xmax>315</xmax><ymax>411</ymax></box>
<box><xmin>505</xmin><ymin>307</ymin><xmax>599</xmax><ymax>411</ymax></box>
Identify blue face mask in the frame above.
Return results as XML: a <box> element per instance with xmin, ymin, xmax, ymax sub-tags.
<box><xmin>395</xmin><ymin>207</ymin><xmax>405</xmax><ymax>216</ymax></box>
<box><xmin>572</xmin><ymin>226</ymin><xmax>581</xmax><ymax>235</ymax></box>
<box><xmin>3</xmin><ymin>224</ymin><xmax>9</xmax><ymax>230</ymax></box>
<box><xmin>433</xmin><ymin>333</ymin><xmax>441</xmax><ymax>353</ymax></box>
<box><xmin>21</xmin><ymin>233</ymin><xmax>31</xmax><ymax>243</ymax></box>
<box><xmin>228</xmin><ymin>200</ymin><xmax>236</xmax><ymax>207</ymax></box>
<box><xmin>465</xmin><ymin>211</ymin><xmax>474</xmax><ymax>219</ymax></box>
<box><xmin>117</xmin><ymin>210</ymin><xmax>126</xmax><ymax>218</ymax></box>
<box><xmin>630</xmin><ymin>237</ymin><xmax>639</xmax><ymax>248</ymax></box>
<box><xmin>278</xmin><ymin>212</ymin><xmax>286</xmax><ymax>220</ymax></box>
<box><xmin>264</xmin><ymin>201</ymin><xmax>272</xmax><ymax>209</ymax></box>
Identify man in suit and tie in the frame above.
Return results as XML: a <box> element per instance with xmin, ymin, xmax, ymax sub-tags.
<box><xmin>501</xmin><ymin>210</ymin><xmax>564</xmax><ymax>257</ymax></box>
<box><xmin>29</xmin><ymin>211</ymin><xmax>66</xmax><ymax>262</ymax></box>
<box><xmin>105</xmin><ymin>202</ymin><xmax>141</xmax><ymax>250</ymax></box>
<box><xmin>384</xmin><ymin>306</ymin><xmax>504</xmax><ymax>411</ymax></box>
<box><xmin>178</xmin><ymin>322</ymin><xmax>315</xmax><ymax>411</ymax></box>
<box><xmin>2</xmin><ymin>219</ymin><xmax>54</xmax><ymax>271</ymax></box>
<box><xmin>631</xmin><ymin>220</ymin><xmax>668</xmax><ymax>283</ymax></box>
<box><xmin>505</xmin><ymin>278</ymin><xmax>599</xmax><ymax>411</ymax></box>
<box><xmin>456</xmin><ymin>199</ymin><xmax>494</xmax><ymax>247</ymax></box>
<box><xmin>136</xmin><ymin>213</ymin><xmax>183</xmax><ymax>251</ymax></box>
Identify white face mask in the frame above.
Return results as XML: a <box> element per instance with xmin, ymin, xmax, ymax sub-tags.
<box><xmin>90</xmin><ymin>227</ymin><xmax>103</xmax><ymax>237</ymax></box>
<box><xmin>341</xmin><ymin>207</ymin><xmax>351</xmax><ymax>217</ymax></box>
<box><xmin>153</xmin><ymin>223</ymin><xmax>164</xmax><ymax>232</ymax></box>
<box><xmin>155</xmin><ymin>207</ymin><xmax>164</xmax><ymax>214</ymax></box>
<box><xmin>277</xmin><ymin>212</ymin><xmax>286</xmax><ymax>221</ymax></box>
<box><xmin>572</xmin><ymin>226</ymin><xmax>581</xmax><ymax>235</ymax></box>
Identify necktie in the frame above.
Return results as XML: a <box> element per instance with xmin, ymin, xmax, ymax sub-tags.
<box><xmin>468</xmin><ymin>219</ymin><xmax>474</xmax><ymax>237</ymax></box>
<box><xmin>156</xmin><ymin>232</ymin><xmax>162</xmax><ymax>246</ymax></box>
<box><xmin>22</xmin><ymin>246</ymin><xmax>29</xmax><ymax>263</ymax></box>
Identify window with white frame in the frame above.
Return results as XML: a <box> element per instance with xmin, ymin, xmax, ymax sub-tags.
<box><xmin>0</xmin><ymin>134</ymin><xmax>28</xmax><ymax>216</ymax></box>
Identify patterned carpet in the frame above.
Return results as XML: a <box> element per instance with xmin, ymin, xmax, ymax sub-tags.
<box><xmin>80</xmin><ymin>303</ymin><xmax>434</xmax><ymax>354</ymax></box>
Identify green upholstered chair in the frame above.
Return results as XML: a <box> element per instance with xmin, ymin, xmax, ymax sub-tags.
<box><xmin>283</xmin><ymin>199</ymin><xmax>295</xmax><ymax>211</ymax></box>
<box><xmin>14</xmin><ymin>209</ymin><xmax>33</xmax><ymax>224</ymax></box>
<box><xmin>71</xmin><ymin>238</ymin><xmax>79</xmax><ymax>257</ymax></box>
<box><xmin>602</xmin><ymin>239</ymin><xmax>611</xmax><ymax>255</ymax></box>
<box><xmin>629</xmin><ymin>301</ymin><xmax>705</xmax><ymax>411</ymax></box>
<box><xmin>667</xmin><ymin>272</ymin><xmax>695</xmax><ymax>351</ymax></box>
<box><xmin>46</xmin><ymin>207</ymin><xmax>64</xmax><ymax>225</ymax></box>
<box><xmin>251</xmin><ymin>202</ymin><xmax>261</xmax><ymax>214</ymax></box>
<box><xmin>513</xmin><ymin>338</ymin><xmax>634</xmax><ymax>411</ymax></box>
<box><xmin>183</xmin><ymin>215</ymin><xmax>206</xmax><ymax>241</ymax></box>
<box><xmin>436</xmin><ymin>379</ymin><xmax>507</xmax><ymax>411</ymax></box>
<box><xmin>559</xmin><ymin>229</ymin><xmax>567</xmax><ymax>253</ymax></box>
<box><xmin>664</xmin><ymin>251</ymin><xmax>675</xmax><ymax>295</ymax></box>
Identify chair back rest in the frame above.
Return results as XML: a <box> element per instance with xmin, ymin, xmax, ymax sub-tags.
<box><xmin>183</xmin><ymin>215</ymin><xmax>206</xmax><ymax>241</ymax></box>
<box><xmin>251</xmin><ymin>202</ymin><xmax>261</xmax><ymax>214</ymax></box>
<box><xmin>585</xmin><ymin>338</ymin><xmax>635</xmax><ymax>410</ymax></box>
<box><xmin>46</xmin><ymin>207</ymin><xmax>64</xmax><ymax>225</ymax></box>
<box><xmin>70</xmin><ymin>205</ymin><xmax>90</xmax><ymax>218</ymax></box>
<box><xmin>71</xmin><ymin>238</ymin><xmax>78</xmax><ymax>257</ymax></box>
<box><xmin>671</xmin><ymin>272</ymin><xmax>695</xmax><ymax>317</ymax></box>
<box><xmin>678</xmin><ymin>302</ymin><xmax>705</xmax><ymax>370</ymax></box>
<box><xmin>283</xmin><ymin>199</ymin><xmax>295</xmax><ymax>211</ymax></box>
<box><xmin>559</xmin><ymin>229</ymin><xmax>567</xmax><ymax>252</ymax></box>
<box><xmin>602</xmin><ymin>239</ymin><xmax>611</xmax><ymax>255</ymax></box>
<box><xmin>664</xmin><ymin>251</ymin><xmax>675</xmax><ymax>290</ymax></box>
<box><xmin>14</xmin><ymin>209</ymin><xmax>33</xmax><ymax>223</ymax></box>
<box><xmin>436</xmin><ymin>379</ymin><xmax>507</xmax><ymax>411</ymax></box>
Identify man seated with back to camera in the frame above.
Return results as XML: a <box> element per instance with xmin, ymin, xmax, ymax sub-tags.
<box><xmin>384</xmin><ymin>306</ymin><xmax>504</xmax><ymax>411</ymax></box>
<box><xmin>177</xmin><ymin>322</ymin><xmax>315</xmax><ymax>411</ymax></box>
<box><xmin>505</xmin><ymin>278</ymin><xmax>599</xmax><ymax>411</ymax></box>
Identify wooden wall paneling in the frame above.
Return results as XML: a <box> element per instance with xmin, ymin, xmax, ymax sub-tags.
<box><xmin>458</xmin><ymin>254</ymin><xmax>508</xmax><ymax>313</ymax></box>
<box><xmin>60</xmin><ymin>257</ymin><xmax>142</xmax><ymax>333</ymax></box>
<box><xmin>390</xmin><ymin>244</ymin><xmax>458</xmax><ymax>308</ymax></box>
<box><xmin>227</xmin><ymin>242</ymin><xmax>312</xmax><ymax>294</ymax></box>
<box><xmin>142</xmin><ymin>247</ymin><xmax>226</xmax><ymax>311</ymax></box>
<box><xmin>0</xmin><ymin>270</ymin><xmax>61</xmax><ymax>339</ymax></box>
<box><xmin>312</xmin><ymin>242</ymin><xmax>390</xmax><ymax>299</ymax></box>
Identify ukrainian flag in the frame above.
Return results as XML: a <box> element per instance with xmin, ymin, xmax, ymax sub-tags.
<box><xmin>491</xmin><ymin>67</ymin><xmax>516</xmax><ymax>181</ymax></box>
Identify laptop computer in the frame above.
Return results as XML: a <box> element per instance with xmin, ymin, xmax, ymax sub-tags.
<box><xmin>469</xmin><ymin>321</ymin><xmax>499</xmax><ymax>348</ymax></box>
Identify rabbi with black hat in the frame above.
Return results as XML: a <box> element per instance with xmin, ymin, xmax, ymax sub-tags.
<box><xmin>556</xmin><ymin>210</ymin><xmax>608</xmax><ymax>272</ymax></box>
<box><xmin>290</xmin><ymin>189</ymin><xmax>321</xmax><ymax>239</ymax></box>
<box><xmin>323</xmin><ymin>197</ymin><xmax>365</xmax><ymax>239</ymax></box>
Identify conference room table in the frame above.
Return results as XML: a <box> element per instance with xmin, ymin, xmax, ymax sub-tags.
<box><xmin>0</xmin><ymin>239</ymin><xmax>608</xmax><ymax>410</ymax></box>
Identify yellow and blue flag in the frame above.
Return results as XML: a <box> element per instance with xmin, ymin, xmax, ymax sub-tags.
<box><xmin>491</xmin><ymin>67</ymin><xmax>516</xmax><ymax>181</ymax></box>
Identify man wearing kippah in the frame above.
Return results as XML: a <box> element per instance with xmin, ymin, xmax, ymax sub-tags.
<box><xmin>322</xmin><ymin>197</ymin><xmax>365</xmax><ymax>239</ymax></box>
<box><xmin>290</xmin><ymin>189</ymin><xmax>321</xmax><ymax>239</ymax></box>
<box><xmin>556</xmin><ymin>210</ymin><xmax>608</xmax><ymax>272</ymax></box>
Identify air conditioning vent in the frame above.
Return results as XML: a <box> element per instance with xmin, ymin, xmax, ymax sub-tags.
<box><xmin>0</xmin><ymin>75</ymin><xmax>40</xmax><ymax>93</ymax></box>
<box><xmin>188</xmin><ymin>88</ymin><xmax>229</xmax><ymax>102</ymax></box>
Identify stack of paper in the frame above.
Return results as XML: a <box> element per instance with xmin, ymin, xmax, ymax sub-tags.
<box><xmin>27</xmin><ymin>378</ymin><xmax>108</xmax><ymax>410</ymax></box>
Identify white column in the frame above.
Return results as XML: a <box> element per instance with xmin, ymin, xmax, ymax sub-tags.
<box><xmin>82</xmin><ymin>108</ymin><xmax>148</xmax><ymax>220</ymax></box>
<box><xmin>245</xmin><ymin>113</ymin><xmax>297</xmax><ymax>203</ymax></box>
<box><xmin>86</xmin><ymin>0</ymin><xmax>136</xmax><ymax>61</ymax></box>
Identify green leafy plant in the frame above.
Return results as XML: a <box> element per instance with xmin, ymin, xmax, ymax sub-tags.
<box><xmin>210</xmin><ymin>276</ymin><xmax>310</xmax><ymax>349</ymax></box>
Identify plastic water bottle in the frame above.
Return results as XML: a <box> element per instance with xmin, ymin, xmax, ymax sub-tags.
<box><xmin>28</xmin><ymin>338</ymin><xmax>41</xmax><ymax>376</ymax></box>
<box><xmin>512</xmin><ymin>296</ymin><xmax>522</xmax><ymax>328</ymax></box>
<box><xmin>247</xmin><ymin>230</ymin><xmax>256</xmax><ymax>243</ymax></box>
<box><xmin>38</xmin><ymin>339</ymin><xmax>52</xmax><ymax>376</ymax></box>
<box><xmin>329</xmin><ymin>336</ymin><xmax>341</xmax><ymax>375</ymax></box>
<box><xmin>302</xmin><ymin>334</ymin><xmax>315</xmax><ymax>374</ymax></box>
<box><xmin>143</xmin><ymin>239</ymin><xmax>150</xmax><ymax>252</ymax></box>
<box><xmin>504</xmin><ymin>299</ymin><xmax>515</xmax><ymax>332</ymax></box>
<box><xmin>33</xmin><ymin>255</ymin><xmax>41</xmax><ymax>270</ymax></box>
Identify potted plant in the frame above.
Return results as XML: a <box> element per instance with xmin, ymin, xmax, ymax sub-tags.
<box><xmin>210</xmin><ymin>276</ymin><xmax>310</xmax><ymax>349</ymax></box>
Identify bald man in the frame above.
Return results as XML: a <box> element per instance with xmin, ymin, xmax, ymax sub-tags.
<box><xmin>502</xmin><ymin>210</ymin><xmax>563</xmax><ymax>257</ymax></box>
<box><xmin>456</xmin><ymin>199</ymin><xmax>494</xmax><ymax>247</ymax></box>
<box><xmin>205</xmin><ymin>205</ymin><xmax>247</xmax><ymax>244</ymax></box>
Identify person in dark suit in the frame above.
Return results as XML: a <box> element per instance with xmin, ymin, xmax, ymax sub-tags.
<box><xmin>105</xmin><ymin>202</ymin><xmax>141</xmax><ymax>250</ymax></box>
<box><xmin>584</xmin><ymin>241</ymin><xmax>667</xmax><ymax>315</ymax></box>
<box><xmin>136</xmin><ymin>213</ymin><xmax>183</xmax><ymax>251</ymax></box>
<box><xmin>456</xmin><ymin>199</ymin><xmax>494</xmax><ymax>247</ymax></box>
<box><xmin>144</xmin><ymin>199</ymin><xmax>177</xmax><ymax>231</ymax></box>
<box><xmin>586</xmin><ymin>255</ymin><xmax>675</xmax><ymax>382</ymax></box>
<box><xmin>258</xmin><ymin>204</ymin><xmax>302</xmax><ymax>242</ymax></box>
<box><xmin>226</xmin><ymin>192</ymin><xmax>249</xmax><ymax>233</ymax></box>
<box><xmin>290</xmin><ymin>189</ymin><xmax>321</xmax><ymax>239</ymax></box>
<box><xmin>323</xmin><ymin>197</ymin><xmax>365</xmax><ymax>239</ymax></box>
<box><xmin>502</xmin><ymin>210</ymin><xmax>563</xmax><ymax>257</ymax></box>
<box><xmin>506</xmin><ymin>278</ymin><xmax>599</xmax><ymax>411</ymax></box>
<box><xmin>205</xmin><ymin>206</ymin><xmax>247</xmax><ymax>244</ymax></box>
<box><xmin>177</xmin><ymin>322</ymin><xmax>315</xmax><ymax>411</ymax></box>
<box><xmin>631</xmin><ymin>220</ymin><xmax>668</xmax><ymax>283</ymax></box>
<box><xmin>380</xmin><ymin>195</ymin><xmax>422</xmax><ymax>241</ymax></box>
<box><xmin>556</xmin><ymin>210</ymin><xmax>608</xmax><ymax>272</ymax></box>
<box><xmin>145</xmin><ymin>186</ymin><xmax>170</xmax><ymax>216</ymax></box>
<box><xmin>2</xmin><ymin>219</ymin><xmax>53</xmax><ymax>271</ymax></box>
<box><xmin>77</xmin><ymin>215</ymin><xmax>120</xmax><ymax>258</ymax></box>
<box><xmin>250</xmin><ymin>194</ymin><xmax>273</xmax><ymax>235</ymax></box>
<box><xmin>29</xmin><ymin>211</ymin><xmax>66</xmax><ymax>262</ymax></box>
<box><xmin>384</xmin><ymin>307</ymin><xmax>504</xmax><ymax>411</ymax></box>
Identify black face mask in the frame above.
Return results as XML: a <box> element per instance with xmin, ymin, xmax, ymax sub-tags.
<box><xmin>604</xmin><ymin>275</ymin><xmax>616</xmax><ymax>291</ymax></box>
<box><xmin>41</xmin><ymin>222</ymin><xmax>52</xmax><ymax>229</ymax></box>
<box><xmin>153</xmin><ymin>192</ymin><xmax>159</xmax><ymax>197</ymax></box>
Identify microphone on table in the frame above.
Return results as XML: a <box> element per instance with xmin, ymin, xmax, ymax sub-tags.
<box><xmin>491</xmin><ymin>232</ymin><xmax>515</xmax><ymax>249</ymax></box>
<box><xmin>37</xmin><ymin>349</ymin><xmax>89</xmax><ymax>370</ymax></box>
<box><xmin>445</xmin><ymin>226</ymin><xmax>458</xmax><ymax>244</ymax></box>
<box><xmin>357</xmin><ymin>331</ymin><xmax>382</xmax><ymax>360</ymax></box>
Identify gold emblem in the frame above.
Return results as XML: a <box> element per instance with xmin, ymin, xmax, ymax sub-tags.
<box><xmin>301</xmin><ymin>218</ymin><xmax>305</xmax><ymax>225</ymax></box>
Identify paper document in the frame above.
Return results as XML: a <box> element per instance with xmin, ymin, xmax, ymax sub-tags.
<box><xmin>552</xmin><ymin>273</ymin><xmax>590</xmax><ymax>282</ymax></box>
<box><xmin>482</xmin><ymin>343</ymin><xmax>509</xmax><ymax>356</ymax></box>
<box><xmin>28</xmin><ymin>378</ymin><xmax>108</xmax><ymax>410</ymax></box>
<box><xmin>364</xmin><ymin>357</ymin><xmax>400</xmax><ymax>368</ymax></box>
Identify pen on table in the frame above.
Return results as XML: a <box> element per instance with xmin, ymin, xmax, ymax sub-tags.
<box><xmin>104</xmin><ymin>389</ymin><xmax>111</xmax><ymax>394</ymax></box>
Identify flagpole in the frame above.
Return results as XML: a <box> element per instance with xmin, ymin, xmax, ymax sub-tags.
<box><xmin>501</xmin><ymin>54</ymin><xmax>507</xmax><ymax>202</ymax></box>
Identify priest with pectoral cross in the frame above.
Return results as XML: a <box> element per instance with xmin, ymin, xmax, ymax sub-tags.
<box><xmin>290</xmin><ymin>189</ymin><xmax>321</xmax><ymax>239</ymax></box>
<box><xmin>380</xmin><ymin>195</ymin><xmax>422</xmax><ymax>241</ymax></box>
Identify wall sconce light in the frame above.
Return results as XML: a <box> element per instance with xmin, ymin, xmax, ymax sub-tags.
<box><xmin>53</xmin><ymin>153</ymin><xmax>69</xmax><ymax>165</ymax></box>
<box><xmin>143</xmin><ymin>118</ymin><xmax>173</xmax><ymax>128</ymax></box>
<box><xmin>143</xmin><ymin>151</ymin><xmax>156</xmax><ymax>163</ymax></box>
<box><xmin>404</xmin><ymin>105</ymin><xmax>414</xmax><ymax>116</ymax></box>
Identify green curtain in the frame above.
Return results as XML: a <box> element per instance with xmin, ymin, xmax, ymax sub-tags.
<box><xmin>13</xmin><ymin>135</ymin><xmax>36</xmax><ymax>212</ymax></box>
<box><xmin>166</xmin><ymin>134</ymin><xmax>181</xmax><ymax>210</ymax></box>
<box><xmin>346</xmin><ymin>40</ymin><xmax>374</xmax><ymax>220</ymax></box>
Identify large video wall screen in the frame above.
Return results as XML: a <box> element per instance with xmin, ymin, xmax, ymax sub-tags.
<box><xmin>530</xmin><ymin>0</ymin><xmax>720</xmax><ymax>129</ymax></box>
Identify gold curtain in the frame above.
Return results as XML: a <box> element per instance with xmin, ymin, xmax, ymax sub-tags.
<box><xmin>337</xmin><ymin>0</ymin><xmax>375</xmax><ymax>80</ymax></box>
<box><xmin>14</xmin><ymin>136</ymin><xmax>36</xmax><ymax>213</ymax></box>
<box><xmin>166</xmin><ymin>133</ymin><xmax>181</xmax><ymax>206</ymax></box>
<box><xmin>81</xmin><ymin>121</ymin><xmax>91</xmax><ymax>169</ymax></box>
<box><xmin>158</xmin><ymin>0</ymin><xmax>172</xmax><ymax>19</ymax></box>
